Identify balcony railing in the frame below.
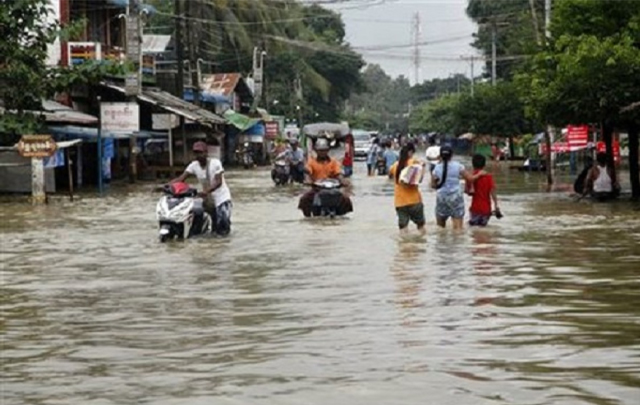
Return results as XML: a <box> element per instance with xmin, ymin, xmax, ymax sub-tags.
<box><xmin>67</xmin><ymin>42</ymin><xmax>155</xmax><ymax>81</ymax></box>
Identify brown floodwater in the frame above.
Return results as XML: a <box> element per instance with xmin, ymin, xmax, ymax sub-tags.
<box><xmin>1</xmin><ymin>161</ymin><xmax>639</xmax><ymax>405</ymax></box>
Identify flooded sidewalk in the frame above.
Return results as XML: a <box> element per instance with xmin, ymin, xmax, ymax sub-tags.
<box><xmin>1</xmin><ymin>163</ymin><xmax>639</xmax><ymax>405</ymax></box>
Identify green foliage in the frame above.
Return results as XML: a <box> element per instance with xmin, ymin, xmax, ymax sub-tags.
<box><xmin>147</xmin><ymin>0</ymin><xmax>363</xmax><ymax>122</ymax></box>
<box><xmin>466</xmin><ymin>0</ymin><xmax>543</xmax><ymax>80</ymax></box>
<box><xmin>409</xmin><ymin>82</ymin><xmax>532</xmax><ymax>137</ymax></box>
<box><xmin>346</xmin><ymin>65</ymin><xmax>412</xmax><ymax>133</ymax></box>
<box><xmin>0</xmin><ymin>0</ymin><xmax>107</xmax><ymax>145</ymax></box>
<box><xmin>409</xmin><ymin>94</ymin><xmax>465</xmax><ymax>135</ymax></box>
<box><xmin>410</xmin><ymin>75</ymin><xmax>471</xmax><ymax>104</ymax></box>
<box><xmin>515</xmin><ymin>0</ymin><xmax>640</xmax><ymax>127</ymax></box>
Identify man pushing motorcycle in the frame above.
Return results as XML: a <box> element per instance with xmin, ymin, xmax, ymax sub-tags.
<box><xmin>169</xmin><ymin>141</ymin><xmax>232</xmax><ymax>236</ymax></box>
<box><xmin>298</xmin><ymin>138</ymin><xmax>353</xmax><ymax>217</ymax></box>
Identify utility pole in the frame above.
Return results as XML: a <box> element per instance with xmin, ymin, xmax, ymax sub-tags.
<box><xmin>529</xmin><ymin>0</ymin><xmax>542</xmax><ymax>46</ymax></box>
<box><xmin>126</xmin><ymin>0</ymin><xmax>142</xmax><ymax>183</ymax></box>
<box><xmin>544</xmin><ymin>0</ymin><xmax>554</xmax><ymax>187</ymax></box>
<box><xmin>174</xmin><ymin>0</ymin><xmax>184</xmax><ymax>97</ymax></box>
<box><xmin>411</xmin><ymin>12</ymin><xmax>421</xmax><ymax>85</ymax></box>
<box><xmin>470</xmin><ymin>56</ymin><xmax>475</xmax><ymax>96</ymax></box>
<box><xmin>186</xmin><ymin>0</ymin><xmax>199</xmax><ymax>105</ymax></box>
<box><xmin>174</xmin><ymin>0</ymin><xmax>187</xmax><ymax>162</ymax></box>
<box><xmin>491</xmin><ymin>22</ymin><xmax>497</xmax><ymax>86</ymax></box>
<box><xmin>252</xmin><ymin>46</ymin><xmax>266</xmax><ymax>109</ymax></box>
<box><xmin>545</xmin><ymin>0</ymin><xmax>552</xmax><ymax>39</ymax></box>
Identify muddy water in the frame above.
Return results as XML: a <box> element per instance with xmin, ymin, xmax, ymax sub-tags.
<box><xmin>2</xmin><ymin>162</ymin><xmax>639</xmax><ymax>405</ymax></box>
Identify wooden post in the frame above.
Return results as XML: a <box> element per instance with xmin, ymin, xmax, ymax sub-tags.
<box><xmin>168</xmin><ymin>126</ymin><xmax>174</xmax><ymax>167</ymax></box>
<box><xmin>66</xmin><ymin>149</ymin><xmax>74</xmax><ymax>202</ymax></box>
<box><xmin>31</xmin><ymin>157</ymin><xmax>46</xmax><ymax>205</ymax></box>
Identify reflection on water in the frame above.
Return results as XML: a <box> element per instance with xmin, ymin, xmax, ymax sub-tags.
<box><xmin>1</xmin><ymin>163</ymin><xmax>639</xmax><ymax>405</ymax></box>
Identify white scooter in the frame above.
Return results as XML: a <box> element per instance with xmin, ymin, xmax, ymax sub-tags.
<box><xmin>156</xmin><ymin>183</ymin><xmax>212</xmax><ymax>242</ymax></box>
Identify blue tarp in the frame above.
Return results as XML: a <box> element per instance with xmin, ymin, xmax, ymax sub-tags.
<box><xmin>183</xmin><ymin>89</ymin><xmax>231</xmax><ymax>104</ymax></box>
<box><xmin>49</xmin><ymin>126</ymin><xmax>165</xmax><ymax>140</ymax></box>
<box><xmin>245</xmin><ymin>123</ymin><xmax>265</xmax><ymax>136</ymax></box>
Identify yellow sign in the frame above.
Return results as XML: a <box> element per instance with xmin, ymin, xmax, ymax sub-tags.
<box><xmin>17</xmin><ymin>135</ymin><xmax>57</xmax><ymax>158</ymax></box>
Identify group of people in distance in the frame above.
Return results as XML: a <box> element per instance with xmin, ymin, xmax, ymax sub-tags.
<box><xmin>390</xmin><ymin>141</ymin><xmax>501</xmax><ymax>235</ymax></box>
<box><xmin>167</xmin><ymin>137</ymin><xmax>500</xmax><ymax>238</ymax></box>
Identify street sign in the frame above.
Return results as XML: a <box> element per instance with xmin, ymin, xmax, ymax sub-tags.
<box><xmin>17</xmin><ymin>135</ymin><xmax>57</xmax><ymax>158</ymax></box>
<box><xmin>125</xmin><ymin>73</ymin><xmax>139</xmax><ymax>96</ymax></box>
<box><xmin>126</xmin><ymin>16</ymin><xmax>141</xmax><ymax>61</ymax></box>
<box><xmin>101</xmin><ymin>102</ymin><xmax>140</xmax><ymax>133</ymax></box>
<box><xmin>152</xmin><ymin>114</ymin><xmax>179</xmax><ymax>130</ymax></box>
<box><xmin>265</xmin><ymin>121</ymin><xmax>279</xmax><ymax>140</ymax></box>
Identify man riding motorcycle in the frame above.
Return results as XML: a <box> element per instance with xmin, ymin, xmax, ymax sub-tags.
<box><xmin>298</xmin><ymin>138</ymin><xmax>353</xmax><ymax>217</ymax></box>
<box><xmin>286</xmin><ymin>138</ymin><xmax>305</xmax><ymax>183</ymax></box>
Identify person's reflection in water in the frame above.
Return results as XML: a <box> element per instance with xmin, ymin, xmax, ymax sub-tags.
<box><xmin>391</xmin><ymin>237</ymin><xmax>427</xmax><ymax>330</ymax></box>
<box><xmin>471</xmin><ymin>229</ymin><xmax>499</xmax><ymax>308</ymax></box>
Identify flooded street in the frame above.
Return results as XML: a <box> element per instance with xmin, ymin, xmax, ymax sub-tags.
<box><xmin>2</xmin><ymin>162</ymin><xmax>639</xmax><ymax>405</ymax></box>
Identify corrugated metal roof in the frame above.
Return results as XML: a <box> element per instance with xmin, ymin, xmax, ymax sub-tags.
<box><xmin>102</xmin><ymin>82</ymin><xmax>226</xmax><ymax>126</ymax></box>
<box><xmin>200</xmin><ymin>73</ymin><xmax>243</xmax><ymax>97</ymax></box>
<box><xmin>139</xmin><ymin>90</ymin><xmax>226</xmax><ymax>125</ymax></box>
<box><xmin>142</xmin><ymin>35</ymin><xmax>171</xmax><ymax>53</ymax></box>
<box><xmin>0</xmin><ymin>100</ymin><xmax>98</xmax><ymax>125</ymax></box>
<box><xmin>42</xmin><ymin>100</ymin><xmax>98</xmax><ymax>124</ymax></box>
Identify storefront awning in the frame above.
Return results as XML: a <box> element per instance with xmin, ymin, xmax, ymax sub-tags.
<box><xmin>224</xmin><ymin>109</ymin><xmax>260</xmax><ymax>132</ymax></box>
<box><xmin>49</xmin><ymin>126</ymin><xmax>164</xmax><ymax>140</ymax></box>
<box><xmin>102</xmin><ymin>82</ymin><xmax>227</xmax><ymax>126</ymax></box>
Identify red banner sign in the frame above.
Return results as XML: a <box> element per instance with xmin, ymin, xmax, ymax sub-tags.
<box><xmin>596</xmin><ymin>141</ymin><xmax>621</xmax><ymax>164</ymax></box>
<box><xmin>540</xmin><ymin>142</ymin><xmax>569</xmax><ymax>154</ymax></box>
<box><xmin>567</xmin><ymin>125</ymin><xmax>589</xmax><ymax>151</ymax></box>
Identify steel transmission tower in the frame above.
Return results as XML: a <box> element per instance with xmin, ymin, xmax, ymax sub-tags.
<box><xmin>411</xmin><ymin>12</ymin><xmax>421</xmax><ymax>85</ymax></box>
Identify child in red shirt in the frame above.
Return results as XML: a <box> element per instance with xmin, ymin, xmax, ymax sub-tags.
<box><xmin>466</xmin><ymin>154</ymin><xmax>501</xmax><ymax>226</ymax></box>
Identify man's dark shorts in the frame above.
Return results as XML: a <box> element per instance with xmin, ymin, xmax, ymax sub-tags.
<box><xmin>396</xmin><ymin>203</ymin><xmax>425</xmax><ymax>229</ymax></box>
<box><xmin>469</xmin><ymin>212</ymin><xmax>491</xmax><ymax>227</ymax></box>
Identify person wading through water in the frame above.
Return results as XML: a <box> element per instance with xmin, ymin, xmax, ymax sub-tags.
<box><xmin>170</xmin><ymin>141</ymin><xmax>232</xmax><ymax>236</ymax></box>
<box><xmin>431</xmin><ymin>145</ymin><xmax>484</xmax><ymax>230</ymax></box>
<box><xmin>389</xmin><ymin>142</ymin><xmax>426</xmax><ymax>235</ymax></box>
<box><xmin>581</xmin><ymin>152</ymin><xmax>620</xmax><ymax>201</ymax></box>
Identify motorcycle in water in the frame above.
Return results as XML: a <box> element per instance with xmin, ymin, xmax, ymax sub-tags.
<box><xmin>311</xmin><ymin>178</ymin><xmax>345</xmax><ymax>218</ymax></box>
<box><xmin>289</xmin><ymin>162</ymin><xmax>305</xmax><ymax>184</ymax></box>
<box><xmin>236</xmin><ymin>142</ymin><xmax>254</xmax><ymax>169</ymax></box>
<box><xmin>376</xmin><ymin>156</ymin><xmax>387</xmax><ymax>176</ymax></box>
<box><xmin>156</xmin><ymin>182</ymin><xmax>212</xmax><ymax>242</ymax></box>
<box><xmin>272</xmin><ymin>159</ymin><xmax>290</xmax><ymax>186</ymax></box>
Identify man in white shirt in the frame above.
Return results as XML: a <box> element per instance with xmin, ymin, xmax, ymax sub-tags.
<box><xmin>425</xmin><ymin>138</ymin><xmax>441</xmax><ymax>172</ymax></box>
<box><xmin>171</xmin><ymin>141</ymin><xmax>232</xmax><ymax>236</ymax></box>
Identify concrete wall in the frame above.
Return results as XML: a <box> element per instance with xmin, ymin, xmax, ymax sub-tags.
<box><xmin>0</xmin><ymin>151</ymin><xmax>56</xmax><ymax>193</ymax></box>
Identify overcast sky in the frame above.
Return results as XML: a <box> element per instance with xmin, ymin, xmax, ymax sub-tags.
<box><xmin>326</xmin><ymin>0</ymin><xmax>479</xmax><ymax>84</ymax></box>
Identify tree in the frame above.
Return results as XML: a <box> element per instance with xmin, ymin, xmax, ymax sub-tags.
<box><xmin>409</xmin><ymin>94</ymin><xmax>466</xmax><ymax>135</ymax></box>
<box><xmin>346</xmin><ymin>65</ymin><xmax>412</xmax><ymax>133</ymax></box>
<box><xmin>147</xmin><ymin>0</ymin><xmax>363</xmax><ymax>122</ymax></box>
<box><xmin>0</xmin><ymin>0</ymin><xmax>109</xmax><ymax>145</ymax></box>
<box><xmin>466</xmin><ymin>0</ymin><xmax>542</xmax><ymax>80</ymax></box>
<box><xmin>515</xmin><ymin>0</ymin><xmax>640</xmax><ymax>196</ymax></box>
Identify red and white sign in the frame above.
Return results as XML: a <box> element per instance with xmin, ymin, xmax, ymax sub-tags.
<box><xmin>596</xmin><ymin>141</ymin><xmax>621</xmax><ymax>165</ymax></box>
<box><xmin>540</xmin><ymin>142</ymin><xmax>569</xmax><ymax>154</ymax></box>
<box><xmin>265</xmin><ymin>121</ymin><xmax>279</xmax><ymax>140</ymax></box>
<box><xmin>567</xmin><ymin>125</ymin><xmax>589</xmax><ymax>151</ymax></box>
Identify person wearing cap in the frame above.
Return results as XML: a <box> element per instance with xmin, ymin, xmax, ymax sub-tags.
<box><xmin>286</xmin><ymin>138</ymin><xmax>305</xmax><ymax>183</ymax></box>
<box><xmin>430</xmin><ymin>144</ymin><xmax>484</xmax><ymax>230</ymax></box>
<box><xmin>298</xmin><ymin>138</ymin><xmax>353</xmax><ymax>217</ymax></box>
<box><xmin>170</xmin><ymin>141</ymin><xmax>232</xmax><ymax>236</ymax></box>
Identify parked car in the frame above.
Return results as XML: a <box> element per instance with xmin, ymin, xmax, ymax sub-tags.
<box><xmin>353</xmin><ymin>130</ymin><xmax>372</xmax><ymax>159</ymax></box>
